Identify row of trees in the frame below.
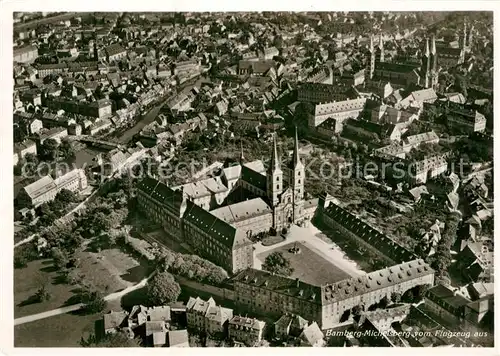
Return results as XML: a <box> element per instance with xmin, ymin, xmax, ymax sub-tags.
<box><xmin>160</xmin><ymin>250</ymin><xmax>229</xmax><ymax>285</ymax></box>
<box><xmin>429</xmin><ymin>213</ymin><xmax>461</xmax><ymax>281</ymax></box>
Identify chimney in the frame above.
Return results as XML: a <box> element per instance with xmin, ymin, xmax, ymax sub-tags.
<box><xmin>295</xmin><ymin>278</ymin><xmax>300</xmax><ymax>288</ymax></box>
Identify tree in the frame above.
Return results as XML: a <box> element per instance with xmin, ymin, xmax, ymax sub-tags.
<box><xmin>379</xmin><ymin>296</ymin><xmax>390</xmax><ymax>309</ymax></box>
<box><xmin>59</xmin><ymin>138</ymin><xmax>76</xmax><ymax>160</ymax></box>
<box><xmin>352</xmin><ymin>304</ymin><xmax>363</xmax><ymax>316</ymax></box>
<box><xmin>81</xmin><ymin>289</ymin><xmax>107</xmax><ymax>314</ymax></box>
<box><xmin>81</xmin><ymin>330</ymin><xmax>140</xmax><ymax>347</ymax></box>
<box><xmin>262</xmin><ymin>251</ymin><xmax>294</xmax><ymax>277</ymax></box>
<box><xmin>14</xmin><ymin>253</ymin><xmax>28</xmax><ymax>269</ymax></box>
<box><xmin>35</xmin><ymin>285</ymin><xmax>52</xmax><ymax>302</ymax></box>
<box><xmin>402</xmin><ymin>289</ymin><xmax>415</xmax><ymax>303</ymax></box>
<box><xmin>51</xmin><ymin>247</ymin><xmax>69</xmax><ymax>270</ymax></box>
<box><xmin>414</xmin><ymin>284</ymin><xmax>430</xmax><ymax>301</ymax></box>
<box><xmin>93</xmin><ymin>212</ymin><xmax>112</xmax><ymax>233</ymax></box>
<box><xmin>56</xmin><ymin>189</ymin><xmax>77</xmax><ymax>204</ymax></box>
<box><xmin>40</xmin><ymin>138</ymin><xmax>59</xmax><ymax>161</ymax></box>
<box><xmin>146</xmin><ymin>271</ymin><xmax>181</xmax><ymax>305</ymax></box>
<box><xmin>391</xmin><ymin>292</ymin><xmax>402</xmax><ymax>304</ymax></box>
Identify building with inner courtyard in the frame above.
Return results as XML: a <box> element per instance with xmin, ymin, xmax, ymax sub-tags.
<box><xmin>137</xmin><ymin>129</ymin><xmax>319</xmax><ymax>274</ymax></box>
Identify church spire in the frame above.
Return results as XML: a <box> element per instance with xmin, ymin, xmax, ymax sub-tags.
<box><xmin>431</xmin><ymin>35</ymin><xmax>437</xmax><ymax>71</ymax></box>
<box><xmin>239</xmin><ymin>139</ymin><xmax>245</xmax><ymax>163</ymax></box>
<box><xmin>376</xmin><ymin>33</ymin><xmax>384</xmax><ymax>63</ymax></box>
<box><xmin>463</xmin><ymin>19</ymin><xmax>467</xmax><ymax>48</ymax></box>
<box><xmin>268</xmin><ymin>132</ymin><xmax>280</xmax><ymax>173</ymax></box>
<box><xmin>290</xmin><ymin>126</ymin><xmax>303</xmax><ymax>169</ymax></box>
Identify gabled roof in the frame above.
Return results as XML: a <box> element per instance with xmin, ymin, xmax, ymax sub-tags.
<box><xmin>233</xmin><ymin>268</ymin><xmax>322</xmax><ymax>303</ymax></box>
<box><xmin>229</xmin><ymin>315</ymin><xmax>266</xmax><ymax>330</ymax></box>
<box><xmin>136</xmin><ymin>177</ymin><xmax>185</xmax><ymax>216</ymax></box>
<box><xmin>147</xmin><ymin>306</ymin><xmax>171</xmax><ymax>322</ymax></box>
<box><xmin>182</xmin><ymin>200</ymin><xmax>252</xmax><ymax>249</ymax></box>
<box><xmin>322</xmin><ymin>202</ymin><xmax>417</xmax><ymax>262</ymax></box>
<box><xmin>103</xmin><ymin>310</ymin><xmax>128</xmax><ymax>330</ymax></box>
<box><xmin>23</xmin><ymin>175</ymin><xmax>57</xmax><ymax>200</ymax></box>
<box><xmin>240</xmin><ymin>165</ymin><xmax>267</xmax><ymax>191</ymax></box>
<box><xmin>210</xmin><ymin>198</ymin><xmax>272</xmax><ymax>224</ymax></box>
<box><xmin>376</xmin><ymin>62</ymin><xmax>420</xmax><ymax>73</ymax></box>
<box><xmin>299</xmin><ymin>322</ymin><xmax>324</xmax><ymax>345</ymax></box>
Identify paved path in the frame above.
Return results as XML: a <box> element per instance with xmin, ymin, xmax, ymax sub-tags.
<box><xmin>14</xmin><ymin>272</ymin><xmax>154</xmax><ymax>326</ymax></box>
<box><xmin>253</xmin><ymin>224</ymin><xmax>364</xmax><ymax>278</ymax></box>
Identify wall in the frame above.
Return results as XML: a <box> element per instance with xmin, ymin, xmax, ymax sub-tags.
<box><xmin>176</xmin><ymin>275</ymin><xmax>235</xmax><ymax>301</ymax></box>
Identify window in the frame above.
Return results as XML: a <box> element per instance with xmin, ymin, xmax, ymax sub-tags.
<box><xmin>277</xmin><ymin>184</ymin><xmax>280</xmax><ymax>190</ymax></box>
<box><xmin>298</xmin><ymin>171</ymin><xmax>301</xmax><ymax>176</ymax></box>
<box><xmin>298</xmin><ymin>179</ymin><xmax>301</xmax><ymax>184</ymax></box>
<box><xmin>277</xmin><ymin>176</ymin><xmax>280</xmax><ymax>181</ymax></box>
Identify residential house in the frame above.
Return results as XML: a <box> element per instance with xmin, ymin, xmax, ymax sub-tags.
<box><xmin>228</xmin><ymin>315</ymin><xmax>266</xmax><ymax>346</ymax></box>
<box><xmin>456</xmin><ymin>241</ymin><xmax>493</xmax><ymax>283</ymax></box>
<box><xmin>145</xmin><ymin>321</ymin><xmax>168</xmax><ymax>346</ymax></box>
<box><xmin>14</xmin><ymin>45</ymin><xmax>38</xmax><ymax>63</ymax></box>
<box><xmin>299</xmin><ymin>322</ymin><xmax>325</xmax><ymax>347</ymax></box>
<box><xmin>410</xmin><ymin>154</ymin><xmax>448</xmax><ymax>184</ymax></box>
<box><xmin>186</xmin><ymin>296</ymin><xmax>217</xmax><ymax>331</ymax></box>
<box><xmin>13</xmin><ymin>140</ymin><xmax>37</xmax><ymax>166</ymax></box>
<box><xmin>424</xmin><ymin>284</ymin><xmax>470</xmax><ymax>327</ymax></box>
<box><xmin>205</xmin><ymin>305</ymin><xmax>234</xmax><ymax>336</ymax></box>
<box><xmin>38</xmin><ymin>126</ymin><xmax>68</xmax><ymax>144</ymax></box>
<box><xmin>103</xmin><ymin>310</ymin><xmax>129</xmax><ymax>334</ymax></box>
<box><xmin>402</xmin><ymin>131</ymin><xmax>439</xmax><ymax>152</ymax></box>
<box><xmin>105</xmin><ymin>43</ymin><xmax>127</xmax><ymax>62</ymax></box>
<box><xmin>396</xmin><ymin>88</ymin><xmax>438</xmax><ymax>110</ymax></box>
<box><xmin>274</xmin><ymin>314</ymin><xmax>309</xmax><ymax>339</ymax></box>
<box><xmin>447</xmin><ymin>109</ymin><xmax>486</xmax><ymax>133</ymax></box>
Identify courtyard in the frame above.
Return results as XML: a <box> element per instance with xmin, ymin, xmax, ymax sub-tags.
<box><xmin>254</xmin><ymin>224</ymin><xmax>365</xmax><ymax>286</ymax></box>
<box><xmin>257</xmin><ymin>242</ymin><xmax>351</xmax><ymax>285</ymax></box>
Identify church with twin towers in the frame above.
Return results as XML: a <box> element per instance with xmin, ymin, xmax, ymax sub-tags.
<box><xmin>366</xmin><ymin>20</ymin><xmax>471</xmax><ymax>89</ymax></box>
<box><xmin>137</xmin><ymin>128</ymin><xmax>320</xmax><ymax>273</ymax></box>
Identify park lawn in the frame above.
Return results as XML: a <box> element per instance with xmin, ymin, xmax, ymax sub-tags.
<box><xmin>74</xmin><ymin>247</ymin><xmax>149</xmax><ymax>294</ymax></box>
<box><xmin>14</xmin><ymin>259</ymin><xmax>77</xmax><ymax>319</ymax></box>
<box><xmin>14</xmin><ymin>300</ymin><xmax>122</xmax><ymax>347</ymax></box>
<box><xmin>257</xmin><ymin>242</ymin><xmax>350</xmax><ymax>286</ymax></box>
<box><xmin>15</xmin><ymin>247</ymin><xmax>150</xmax><ymax>319</ymax></box>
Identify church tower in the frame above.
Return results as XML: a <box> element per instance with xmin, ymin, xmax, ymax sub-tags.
<box><xmin>430</xmin><ymin>35</ymin><xmax>438</xmax><ymax>88</ymax></box>
<box><xmin>368</xmin><ymin>35</ymin><xmax>375</xmax><ymax>79</ymax></box>
<box><xmin>462</xmin><ymin>20</ymin><xmax>468</xmax><ymax>50</ymax></box>
<box><xmin>267</xmin><ymin>133</ymin><xmax>282</xmax><ymax>207</ymax></box>
<box><xmin>422</xmin><ymin>38</ymin><xmax>431</xmax><ymax>88</ymax></box>
<box><xmin>239</xmin><ymin>140</ymin><xmax>245</xmax><ymax>164</ymax></box>
<box><xmin>376</xmin><ymin>34</ymin><xmax>385</xmax><ymax>63</ymax></box>
<box><xmin>468</xmin><ymin>25</ymin><xmax>474</xmax><ymax>51</ymax></box>
<box><xmin>288</xmin><ymin>127</ymin><xmax>305</xmax><ymax>221</ymax></box>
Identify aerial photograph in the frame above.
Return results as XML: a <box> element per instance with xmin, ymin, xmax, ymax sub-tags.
<box><xmin>12</xmin><ymin>11</ymin><xmax>493</xmax><ymax>348</ymax></box>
